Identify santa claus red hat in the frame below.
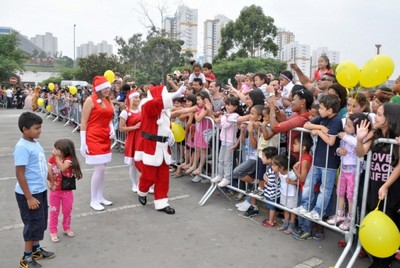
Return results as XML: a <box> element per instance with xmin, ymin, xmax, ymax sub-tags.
<box><xmin>92</xmin><ymin>76</ymin><xmax>111</xmax><ymax>92</ymax></box>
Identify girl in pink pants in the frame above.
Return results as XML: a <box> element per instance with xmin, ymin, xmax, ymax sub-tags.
<box><xmin>48</xmin><ymin>139</ymin><xmax>82</xmax><ymax>242</ymax></box>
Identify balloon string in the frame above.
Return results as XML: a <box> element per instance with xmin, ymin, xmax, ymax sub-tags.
<box><xmin>374</xmin><ymin>199</ymin><xmax>382</xmax><ymax>211</ymax></box>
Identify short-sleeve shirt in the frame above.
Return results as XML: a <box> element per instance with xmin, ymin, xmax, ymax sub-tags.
<box><xmin>48</xmin><ymin>155</ymin><xmax>73</xmax><ymax>191</ymax></box>
<box><xmin>188</xmin><ymin>73</ymin><xmax>206</xmax><ymax>84</ymax></box>
<box><xmin>311</xmin><ymin>114</ymin><xmax>343</xmax><ymax>169</ymax></box>
<box><xmin>14</xmin><ymin>138</ymin><xmax>47</xmax><ymax>195</ymax></box>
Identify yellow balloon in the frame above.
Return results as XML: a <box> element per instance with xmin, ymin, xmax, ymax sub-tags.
<box><xmin>69</xmin><ymin>86</ymin><xmax>77</xmax><ymax>95</ymax></box>
<box><xmin>48</xmin><ymin>83</ymin><xmax>55</xmax><ymax>91</ymax></box>
<box><xmin>46</xmin><ymin>105</ymin><xmax>52</xmax><ymax>112</ymax></box>
<box><xmin>104</xmin><ymin>70</ymin><xmax>115</xmax><ymax>83</ymax></box>
<box><xmin>360</xmin><ymin>55</ymin><xmax>395</xmax><ymax>88</ymax></box>
<box><xmin>37</xmin><ymin>98</ymin><xmax>44</xmax><ymax>107</ymax></box>
<box><xmin>359</xmin><ymin>210</ymin><xmax>400</xmax><ymax>258</ymax></box>
<box><xmin>171</xmin><ymin>122</ymin><xmax>186</xmax><ymax>142</ymax></box>
<box><xmin>335</xmin><ymin>61</ymin><xmax>360</xmax><ymax>88</ymax></box>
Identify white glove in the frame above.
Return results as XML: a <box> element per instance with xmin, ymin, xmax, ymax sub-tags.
<box><xmin>170</xmin><ymin>85</ymin><xmax>187</xmax><ymax>99</ymax></box>
<box><xmin>80</xmin><ymin>131</ymin><xmax>88</xmax><ymax>157</ymax></box>
<box><xmin>167</xmin><ymin>132</ymin><xmax>175</xmax><ymax>147</ymax></box>
<box><xmin>109</xmin><ymin>122</ymin><xmax>116</xmax><ymax>140</ymax></box>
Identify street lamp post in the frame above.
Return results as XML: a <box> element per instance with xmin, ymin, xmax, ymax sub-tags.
<box><xmin>73</xmin><ymin>24</ymin><xmax>76</xmax><ymax>67</ymax></box>
<box><xmin>375</xmin><ymin>44</ymin><xmax>382</xmax><ymax>55</ymax></box>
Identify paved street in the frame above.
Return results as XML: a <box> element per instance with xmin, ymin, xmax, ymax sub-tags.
<box><xmin>0</xmin><ymin>108</ymin><xmax>382</xmax><ymax>268</ymax></box>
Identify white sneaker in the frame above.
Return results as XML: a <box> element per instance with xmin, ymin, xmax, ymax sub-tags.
<box><xmin>235</xmin><ymin>200</ymin><xmax>249</xmax><ymax>208</ymax></box>
<box><xmin>99</xmin><ymin>199</ymin><xmax>113</xmax><ymax>206</ymax></box>
<box><xmin>191</xmin><ymin>175</ymin><xmax>202</xmax><ymax>183</ymax></box>
<box><xmin>211</xmin><ymin>175</ymin><xmax>222</xmax><ymax>183</ymax></box>
<box><xmin>304</xmin><ymin>210</ymin><xmax>321</xmax><ymax>220</ymax></box>
<box><xmin>292</xmin><ymin>206</ymin><xmax>308</xmax><ymax>215</ymax></box>
<box><xmin>238</xmin><ymin>202</ymin><xmax>252</xmax><ymax>212</ymax></box>
<box><xmin>218</xmin><ymin>178</ymin><xmax>230</xmax><ymax>187</ymax></box>
<box><xmin>90</xmin><ymin>202</ymin><xmax>105</xmax><ymax>211</ymax></box>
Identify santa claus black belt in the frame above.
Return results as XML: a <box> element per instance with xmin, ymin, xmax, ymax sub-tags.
<box><xmin>141</xmin><ymin>131</ymin><xmax>168</xmax><ymax>143</ymax></box>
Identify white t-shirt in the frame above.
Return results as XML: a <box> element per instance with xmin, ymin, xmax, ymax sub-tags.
<box><xmin>188</xmin><ymin>73</ymin><xmax>206</xmax><ymax>84</ymax></box>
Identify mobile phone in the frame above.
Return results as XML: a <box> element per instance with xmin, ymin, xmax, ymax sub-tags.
<box><xmin>227</xmin><ymin>78</ymin><xmax>232</xmax><ymax>85</ymax></box>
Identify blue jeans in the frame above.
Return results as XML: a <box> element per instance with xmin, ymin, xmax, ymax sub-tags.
<box><xmin>231</xmin><ymin>159</ymin><xmax>256</xmax><ymax>188</ymax></box>
<box><xmin>301</xmin><ymin>166</ymin><xmax>337</xmax><ymax>215</ymax></box>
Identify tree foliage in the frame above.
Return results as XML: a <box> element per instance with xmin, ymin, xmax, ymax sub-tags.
<box><xmin>215</xmin><ymin>5</ymin><xmax>278</xmax><ymax>62</ymax></box>
<box><xmin>0</xmin><ymin>33</ymin><xmax>27</xmax><ymax>83</ymax></box>
<box><xmin>213</xmin><ymin>57</ymin><xmax>287</xmax><ymax>84</ymax></box>
<box><xmin>75</xmin><ymin>53</ymin><xmax>126</xmax><ymax>83</ymax></box>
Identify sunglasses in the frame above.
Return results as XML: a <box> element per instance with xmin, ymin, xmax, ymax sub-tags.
<box><xmin>320</xmin><ymin>77</ymin><xmax>333</xmax><ymax>82</ymax></box>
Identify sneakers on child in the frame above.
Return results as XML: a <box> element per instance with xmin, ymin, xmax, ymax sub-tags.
<box><xmin>326</xmin><ymin>212</ymin><xmax>346</xmax><ymax>225</ymax></box>
<box><xmin>313</xmin><ymin>233</ymin><xmax>325</xmax><ymax>241</ymax></box>
<box><xmin>237</xmin><ymin>201</ymin><xmax>252</xmax><ymax>212</ymax></box>
<box><xmin>242</xmin><ymin>206</ymin><xmax>259</xmax><ymax>218</ymax></box>
<box><xmin>292</xmin><ymin>206</ymin><xmax>308</xmax><ymax>215</ymax></box>
<box><xmin>235</xmin><ymin>200</ymin><xmax>249</xmax><ymax>208</ymax></box>
<box><xmin>218</xmin><ymin>178</ymin><xmax>230</xmax><ymax>187</ymax></box>
<box><xmin>20</xmin><ymin>255</ymin><xmax>42</xmax><ymax>268</ymax></box>
<box><xmin>32</xmin><ymin>247</ymin><xmax>55</xmax><ymax>260</ymax></box>
<box><xmin>294</xmin><ymin>232</ymin><xmax>312</xmax><ymax>241</ymax></box>
<box><xmin>303</xmin><ymin>210</ymin><xmax>321</xmax><ymax>220</ymax></box>
<box><xmin>338</xmin><ymin>218</ymin><xmax>351</xmax><ymax>231</ymax></box>
<box><xmin>191</xmin><ymin>175</ymin><xmax>202</xmax><ymax>183</ymax></box>
<box><xmin>211</xmin><ymin>175</ymin><xmax>222</xmax><ymax>183</ymax></box>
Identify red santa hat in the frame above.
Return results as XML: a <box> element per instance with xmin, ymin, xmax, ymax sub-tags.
<box><xmin>125</xmin><ymin>90</ymin><xmax>140</xmax><ymax>108</ymax></box>
<box><xmin>92</xmin><ymin>76</ymin><xmax>111</xmax><ymax>92</ymax></box>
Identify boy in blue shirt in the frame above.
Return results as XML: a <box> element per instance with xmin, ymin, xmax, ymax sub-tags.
<box><xmin>14</xmin><ymin>112</ymin><xmax>55</xmax><ymax>268</ymax></box>
<box><xmin>292</xmin><ymin>94</ymin><xmax>343</xmax><ymax>240</ymax></box>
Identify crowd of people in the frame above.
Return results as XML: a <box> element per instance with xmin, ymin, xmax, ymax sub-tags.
<box><xmin>12</xmin><ymin>57</ymin><xmax>400</xmax><ymax>268</ymax></box>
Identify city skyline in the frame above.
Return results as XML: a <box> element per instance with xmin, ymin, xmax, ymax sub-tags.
<box><xmin>1</xmin><ymin>0</ymin><xmax>399</xmax><ymax>79</ymax></box>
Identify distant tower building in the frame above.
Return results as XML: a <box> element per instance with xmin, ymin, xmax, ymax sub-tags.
<box><xmin>164</xmin><ymin>5</ymin><xmax>198</xmax><ymax>59</ymax></box>
<box><xmin>203</xmin><ymin>15</ymin><xmax>231</xmax><ymax>63</ymax></box>
<box><xmin>77</xmin><ymin>41</ymin><xmax>113</xmax><ymax>58</ymax></box>
<box><xmin>276</xmin><ymin>28</ymin><xmax>295</xmax><ymax>60</ymax></box>
<box><xmin>311</xmin><ymin>47</ymin><xmax>340</xmax><ymax>73</ymax></box>
<box><xmin>30</xmin><ymin>32</ymin><xmax>58</xmax><ymax>57</ymax></box>
<box><xmin>281</xmin><ymin>41</ymin><xmax>311</xmax><ymax>80</ymax></box>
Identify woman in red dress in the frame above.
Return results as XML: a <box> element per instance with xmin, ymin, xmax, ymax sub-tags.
<box><xmin>80</xmin><ymin>76</ymin><xmax>115</xmax><ymax>211</ymax></box>
<box><xmin>119</xmin><ymin>90</ymin><xmax>141</xmax><ymax>192</ymax></box>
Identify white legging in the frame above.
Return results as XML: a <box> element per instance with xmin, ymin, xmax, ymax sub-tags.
<box><xmin>129</xmin><ymin>163</ymin><xmax>139</xmax><ymax>190</ymax></box>
<box><xmin>91</xmin><ymin>164</ymin><xmax>106</xmax><ymax>204</ymax></box>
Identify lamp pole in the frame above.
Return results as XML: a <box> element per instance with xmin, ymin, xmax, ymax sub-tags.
<box><xmin>375</xmin><ymin>44</ymin><xmax>381</xmax><ymax>55</ymax></box>
<box><xmin>73</xmin><ymin>24</ymin><xmax>76</xmax><ymax>67</ymax></box>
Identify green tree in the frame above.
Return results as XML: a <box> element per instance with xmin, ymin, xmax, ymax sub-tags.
<box><xmin>0</xmin><ymin>33</ymin><xmax>27</xmax><ymax>82</ymax></box>
<box><xmin>115</xmin><ymin>33</ymin><xmax>145</xmax><ymax>74</ymax></box>
<box><xmin>75</xmin><ymin>53</ymin><xmax>126</xmax><ymax>83</ymax></box>
<box><xmin>54</xmin><ymin>56</ymin><xmax>74</xmax><ymax>69</ymax></box>
<box><xmin>215</xmin><ymin>5</ymin><xmax>278</xmax><ymax>62</ymax></box>
<box><xmin>213</xmin><ymin>57</ymin><xmax>287</xmax><ymax>84</ymax></box>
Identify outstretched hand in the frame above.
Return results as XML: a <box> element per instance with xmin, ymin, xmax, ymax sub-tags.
<box><xmin>356</xmin><ymin>119</ymin><xmax>370</xmax><ymax>141</ymax></box>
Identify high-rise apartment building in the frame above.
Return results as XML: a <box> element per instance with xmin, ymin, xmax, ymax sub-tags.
<box><xmin>311</xmin><ymin>47</ymin><xmax>340</xmax><ymax>71</ymax></box>
<box><xmin>76</xmin><ymin>41</ymin><xmax>113</xmax><ymax>58</ymax></box>
<box><xmin>203</xmin><ymin>15</ymin><xmax>231</xmax><ymax>63</ymax></box>
<box><xmin>30</xmin><ymin>32</ymin><xmax>58</xmax><ymax>57</ymax></box>
<box><xmin>281</xmin><ymin>41</ymin><xmax>311</xmax><ymax>78</ymax></box>
<box><xmin>164</xmin><ymin>5</ymin><xmax>198</xmax><ymax>59</ymax></box>
<box><xmin>276</xmin><ymin>28</ymin><xmax>295</xmax><ymax>60</ymax></box>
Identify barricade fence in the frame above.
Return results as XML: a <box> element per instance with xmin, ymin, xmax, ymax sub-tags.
<box><xmin>34</xmin><ymin>99</ymin><xmax>397</xmax><ymax>267</ymax></box>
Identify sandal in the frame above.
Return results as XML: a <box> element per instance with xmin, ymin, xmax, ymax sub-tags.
<box><xmin>64</xmin><ymin>230</ymin><xmax>75</xmax><ymax>238</ymax></box>
<box><xmin>261</xmin><ymin>221</ymin><xmax>275</xmax><ymax>228</ymax></box>
<box><xmin>50</xmin><ymin>233</ymin><xmax>59</xmax><ymax>243</ymax></box>
<box><xmin>191</xmin><ymin>169</ymin><xmax>201</xmax><ymax>176</ymax></box>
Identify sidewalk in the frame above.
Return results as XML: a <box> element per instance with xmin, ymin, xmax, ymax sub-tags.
<box><xmin>0</xmin><ymin>109</ymin><xmax>376</xmax><ymax>268</ymax></box>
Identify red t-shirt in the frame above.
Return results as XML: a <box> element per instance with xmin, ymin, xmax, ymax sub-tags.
<box><xmin>313</xmin><ymin>68</ymin><xmax>334</xmax><ymax>81</ymax></box>
<box><xmin>298</xmin><ymin>153</ymin><xmax>312</xmax><ymax>192</ymax></box>
<box><xmin>48</xmin><ymin>155</ymin><xmax>73</xmax><ymax>191</ymax></box>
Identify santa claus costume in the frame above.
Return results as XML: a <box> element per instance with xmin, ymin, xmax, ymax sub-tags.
<box><xmin>80</xmin><ymin>76</ymin><xmax>115</xmax><ymax>211</ymax></box>
<box><xmin>119</xmin><ymin>90</ymin><xmax>141</xmax><ymax>192</ymax></box>
<box><xmin>135</xmin><ymin>84</ymin><xmax>186</xmax><ymax>214</ymax></box>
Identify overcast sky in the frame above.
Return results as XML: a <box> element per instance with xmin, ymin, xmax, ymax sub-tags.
<box><xmin>2</xmin><ymin>0</ymin><xmax>399</xmax><ymax>79</ymax></box>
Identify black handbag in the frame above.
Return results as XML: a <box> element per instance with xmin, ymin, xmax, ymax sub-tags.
<box><xmin>61</xmin><ymin>171</ymin><xmax>76</xmax><ymax>190</ymax></box>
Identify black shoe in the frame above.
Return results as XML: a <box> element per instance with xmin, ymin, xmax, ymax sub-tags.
<box><xmin>138</xmin><ymin>196</ymin><xmax>147</xmax><ymax>205</ymax></box>
<box><xmin>32</xmin><ymin>248</ymin><xmax>55</xmax><ymax>260</ymax></box>
<box><xmin>157</xmin><ymin>206</ymin><xmax>175</xmax><ymax>214</ymax></box>
<box><xmin>242</xmin><ymin>206</ymin><xmax>259</xmax><ymax>219</ymax></box>
<box><xmin>20</xmin><ymin>255</ymin><xmax>42</xmax><ymax>268</ymax></box>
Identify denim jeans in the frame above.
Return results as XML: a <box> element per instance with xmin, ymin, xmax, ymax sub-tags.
<box><xmin>231</xmin><ymin>159</ymin><xmax>256</xmax><ymax>188</ymax></box>
<box><xmin>300</xmin><ymin>166</ymin><xmax>337</xmax><ymax>215</ymax></box>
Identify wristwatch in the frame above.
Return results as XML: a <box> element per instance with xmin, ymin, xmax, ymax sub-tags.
<box><xmin>269</xmin><ymin>92</ymin><xmax>275</xmax><ymax>97</ymax></box>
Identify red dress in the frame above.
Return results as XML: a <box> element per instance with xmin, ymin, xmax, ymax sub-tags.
<box><xmin>120</xmin><ymin>109</ymin><xmax>141</xmax><ymax>165</ymax></box>
<box><xmin>85</xmin><ymin>94</ymin><xmax>114</xmax><ymax>165</ymax></box>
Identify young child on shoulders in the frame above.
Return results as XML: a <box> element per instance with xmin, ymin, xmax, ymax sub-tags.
<box><xmin>188</xmin><ymin>63</ymin><xmax>206</xmax><ymax>87</ymax></box>
<box><xmin>48</xmin><ymin>139</ymin><xmax>83</xmax><ymax>242</ymax></box>
<box><xmin>310</xmin><ymin>55</ymin><xmax>334</xmax><ymax>83</ymax></box>
<box><xmin>272</xmin><ymin>155</ymin><xmax>298</xmax><ymax>234</ymax></box>
<box><xmin>14</xmin><ymin>112</ymin><xmax>55</xmax><ymax>267</ymax></box>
